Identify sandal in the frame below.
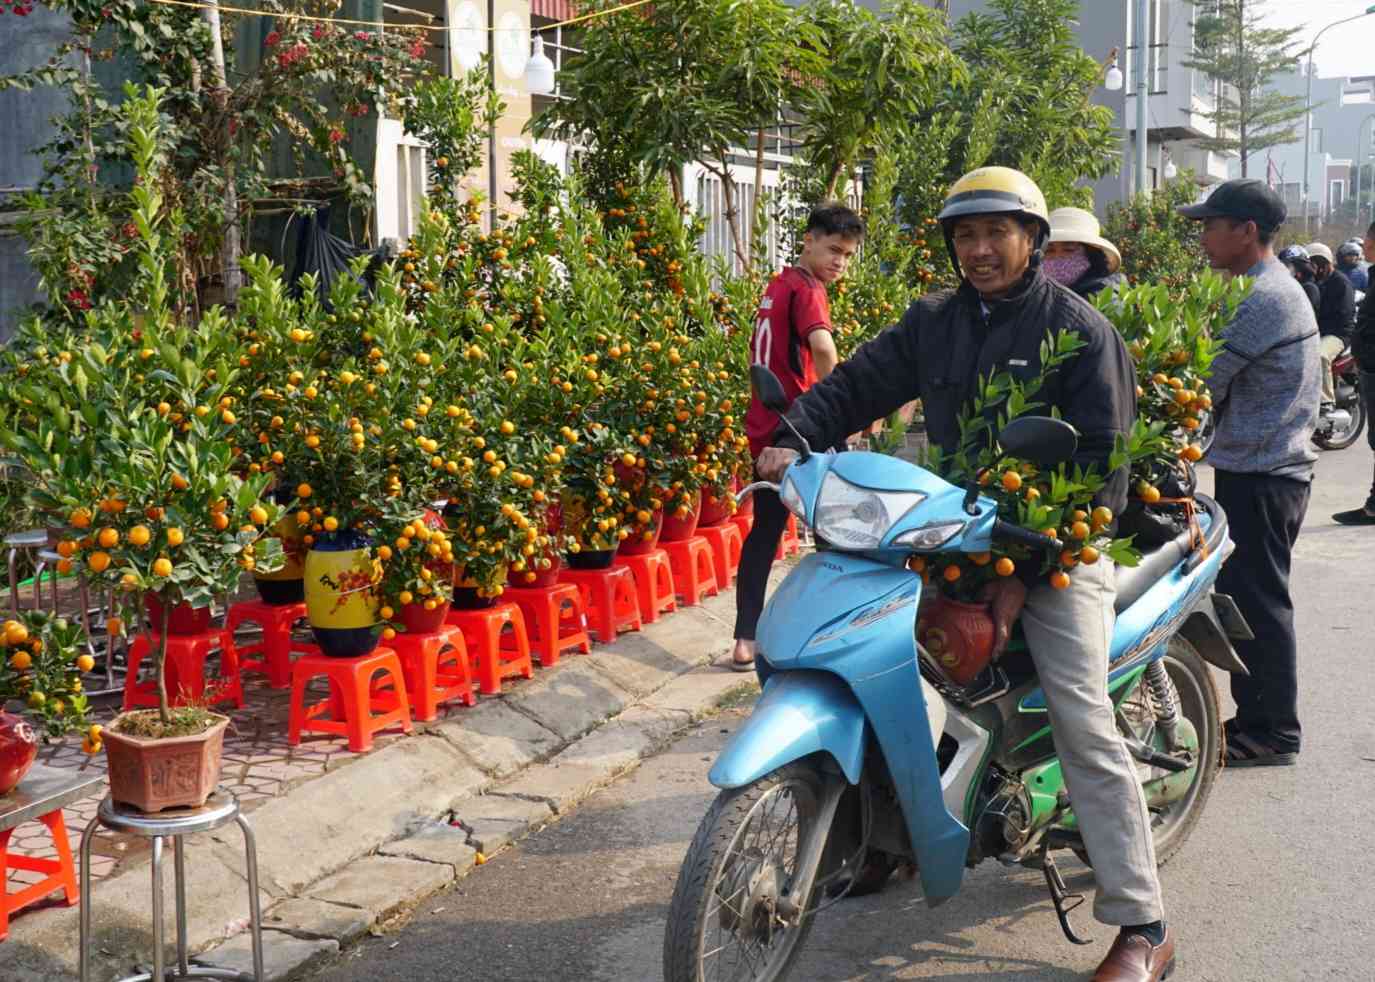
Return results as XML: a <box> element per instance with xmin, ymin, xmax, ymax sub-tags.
<box><xmin>730</xmin><ymin>658</ymin><xmax>756</xmax><ymax>673</ymax></box>
<box><xmin>1224</xmin><ymin>732</ymin><xmax>1298</xmax><ymax>768</ymax></box>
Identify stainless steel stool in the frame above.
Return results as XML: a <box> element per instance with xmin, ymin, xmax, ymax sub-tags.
<box><xmin>79</xmin><ymin>792</ymin><xmax>264</xmax><ymax>982</ymax></box>
<box><xmin>5</xmin><ymin>528</ymin><xmax>49</xmax><ymax>614</ymax></box>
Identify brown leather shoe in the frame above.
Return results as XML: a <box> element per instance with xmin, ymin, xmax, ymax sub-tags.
<box><xmin>1091</xmin><ymin>925</ymin><xmax>1175</xmax><ymax>981</ymax></box>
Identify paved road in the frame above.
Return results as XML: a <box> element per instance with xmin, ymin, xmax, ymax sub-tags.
<box><xmin>312</xmin><ymin>447</ymin><xmax>1375</xmax><ymax>982</ymax></box>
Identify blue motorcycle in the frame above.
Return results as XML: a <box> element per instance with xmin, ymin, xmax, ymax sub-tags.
<box><xmin>663</xmin><ymin>368</ymin><xmax>1251</xmax><ymax>982</ymax></box>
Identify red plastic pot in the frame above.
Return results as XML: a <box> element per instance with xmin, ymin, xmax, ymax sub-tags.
<box><xmin>698</xmin><ymin>491</ymin><xmax>734</xmax><ymax>528</ymax></box>
<box><xmin>618</xmin><ymin>509</ymin><xmax>663</xmax><ymax>556</ymax></box>
<box><xmin>0</xmin><ymin>711</ymin><xmax>38</xmax><ymax>797</ymax></box>
<box><xmin>397</xmin><ymin>600</ymin><xmax>452</xmax><ymax>635</ymax></box>
<box><xmin>144</xmin><ymin>593</ymin><xmax>212</xmax><ymax>636</ymax></box>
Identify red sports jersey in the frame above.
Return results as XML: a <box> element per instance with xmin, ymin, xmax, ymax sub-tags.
<box><xmin>745</xmin><ymin>266</ymin><xmax>832</xmax><ymax>457</ymax></box>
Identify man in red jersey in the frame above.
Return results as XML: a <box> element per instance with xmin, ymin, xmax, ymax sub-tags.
<box><xmin>730</xmin><ymin>202</ymin><xmax>864</xmax><ymax>670</ymax></box>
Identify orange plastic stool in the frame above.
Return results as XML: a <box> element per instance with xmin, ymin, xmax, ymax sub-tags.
<box><xmin>560</xmin><ymin>565</ymin><xmax>643</xmax><ymax>643</ymax></box>
<box><xmin>1</xmin><ymin>809</ymin><xmax>78</xmax><ymax>941</ymax></box>
<box><xmin>288</xmin><ymin>644</ymin><xmax>411</xmax><ymax>752</ymax></box>
<box><xmin>225</xmin><ymin>600</ymin><xmax>307</xmax><ymax>689</ymax></box>
<box><xmin>698</xmin><ymin>521</ymin><xmax>744</xmax><ymax>589</ymax></box>
<box><xmin>732</xmin><ymin>513</ymin><xmax>754</xmax><ymax>540</ymax></box>
<box><xmin>613</xmin><ymin>550</ymin><xmax>677</xmax><ymax>624</ymax></box>
<box><xmin>122</xmin><ymin>629</ymin><xmax>242</xmax><ymax>711</ymax></box>
<box><xmin>505</xmin><ymin>583</ymin><xmax>592</xmax><ymax>668</ymax></box>
<box><xmin>386</xmin><ymin>623</ymin><xmax>475</xmax><ymax>721</ymax></box>
<box><xmin>662</xmin><ymin>536</ymin><xmax>720</xmax><ymax>607</ymax></box>
<box><xmin>776</xmin><ymin>514</ymin><xmax>802</xmax><ymax>560</ymax></box>
<box><xmin>446</xmin><ymin>603</ymin><xmax>534</xmax><ymax>695</ymax></box>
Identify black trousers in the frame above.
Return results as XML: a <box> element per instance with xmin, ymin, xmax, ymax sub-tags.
<box><xmin>1213</xmin><ymin>470</ymin><xmax>1311</xmax><ymax>754</ymax></box>
<box><xmin>733</xmin><ymin>487</ymin><xmax>789</xmax><ymax>641</ymax></box>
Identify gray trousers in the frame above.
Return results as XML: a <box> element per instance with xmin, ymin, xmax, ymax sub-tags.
<box><xmin>1020</xmin><ymin>559</ymin><xmax>1164</xmax><ymax>926</ymax></box>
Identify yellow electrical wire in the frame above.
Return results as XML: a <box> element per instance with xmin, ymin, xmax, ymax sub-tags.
<box><xmin>144</xmin><ymin>0</ymin><xmax>651</xmax><ymax>34</ymax></box>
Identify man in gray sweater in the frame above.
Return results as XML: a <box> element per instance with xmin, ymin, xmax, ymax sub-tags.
<box><xmin>1180</xmin><ymin>180</ymin><xmax>1320</xmax><ymax>767</ymax></box>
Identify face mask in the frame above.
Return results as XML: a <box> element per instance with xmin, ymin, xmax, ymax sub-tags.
<box><xmin>1043</xmin><ymin>253</ymin><xmax>1093</xmax><ymax>286</ymax></box>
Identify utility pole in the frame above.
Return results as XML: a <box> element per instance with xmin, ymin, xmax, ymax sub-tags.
<box><xmin>1135</xmin><ymin>0</ymin><xmax>1150</xmax><ymax>196</ymax></box>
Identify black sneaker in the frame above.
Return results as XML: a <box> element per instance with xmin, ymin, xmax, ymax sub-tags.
<box><xmin>1333</xmin><ymin>506</ymin><xmax>1375</xmax><ymax>525</ymax></box>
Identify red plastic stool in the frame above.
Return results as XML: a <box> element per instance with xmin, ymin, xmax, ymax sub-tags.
<box><xmin>732</xmin><ymin>513</ymin><xmax>754</xmax><ymax>540</ymax></box>
<box><xmin>613</xmin><ymin>549</ymin><xmax>677</xmax><ymax>624</ymax></box>
<box><xmin>122</xmin><ymin>628</ymin><xmax>242</xmax><ymax>711</ymax></box>
<box><xmin>698</xmin><ymin>522</ymin><xmax>744</xmax><ymax>589</ymax></box>
<box><xmin>446</xmin><ymin>603</ymin><xmax>534</xmax><ymax>695</ymax></box>
<box><xmin>386</xmin><ymin>623</ymin><xmax>474</xmax><ymax>721</ymax></box>
<box><xmin>505</xmin><ymin>583</ymin><xmax>592</xmax><ymax>668</ymax></box>
<box><xmin>225</xmin><ymin>600</ymin><xmax>307</xmax><ymax>689</ymax></box>
<box><xmin>662</xmin><ymin>536</ymin><xmax>720</xmax><ymax>607</ymax></box>
<box><xmin>776</xmin><ymin>514</ymin><xmax>802</xmax><ymax>560</ymax></box>
<box><xmin>288</xmin><ymin>644</ymin><xmax>412</xmax><ymax>752</ymax></box>
<box><xmin>1</xmin><ymin>808</ymin><xmax>78</xmax><ymax>941</ymax></box>
<box><xmin>560</xmin><ymin>565</ymin><xmax>643</xmax><ymax>643</ymax></box>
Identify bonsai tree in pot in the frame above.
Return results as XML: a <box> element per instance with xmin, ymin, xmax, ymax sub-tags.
<box><xmin>0</xmin><ymin>610</ymin><xmax>96</xmax><ymax>796</ymax></box>
<box><xmin>0</xmin><ymin>87</ymin><xmax>284</xmax><ymax>811</ymax></box>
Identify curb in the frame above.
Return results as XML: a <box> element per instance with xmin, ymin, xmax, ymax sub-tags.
<box><xmin>2</xmin><ymin>566</ymin><xmax>781</xmax><ymax>981</ymax></box>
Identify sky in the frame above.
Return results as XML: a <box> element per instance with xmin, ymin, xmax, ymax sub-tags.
<box><xmin>1263</xmin><ymin>1</ymin><xmax>1375</xmax><ymax>80</ymax></box>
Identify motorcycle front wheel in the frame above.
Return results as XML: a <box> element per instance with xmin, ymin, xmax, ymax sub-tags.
<box><xmin>663</xmin><ymin>762</ymin><xmax>825</xmax><ymax>982</ymax></box>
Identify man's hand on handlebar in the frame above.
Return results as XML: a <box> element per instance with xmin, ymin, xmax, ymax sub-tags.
<box><xmin>756</xmin><ymin>447</ymin><xmax>799</xmax><ymax>483</ymax></box>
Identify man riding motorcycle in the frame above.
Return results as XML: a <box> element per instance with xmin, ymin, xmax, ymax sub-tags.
<box><xmin>756</xmin><ymin>167</ymin><xmax>1173</xmax><ymax>982</ymax></box>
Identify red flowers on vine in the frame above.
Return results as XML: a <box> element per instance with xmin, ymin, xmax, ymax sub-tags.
<box><xmin>265</xmin><ymin>30</ymin><xmax>280</xmax><ymax>47</ymax></box>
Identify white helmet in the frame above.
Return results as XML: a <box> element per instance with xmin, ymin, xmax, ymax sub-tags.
<box><xmin>1306</xmin><ymin>242</ymin><xmax>1334</xmax><ymax>265</ymax></box>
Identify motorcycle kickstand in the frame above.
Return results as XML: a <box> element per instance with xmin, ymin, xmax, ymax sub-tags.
<box><xmin>1039</xmin><ymin>842</ymin><xmax>1093</xmax><ymax>946</ymax></box>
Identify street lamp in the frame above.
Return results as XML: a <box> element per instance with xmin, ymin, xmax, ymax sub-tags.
<box><xmin>1302</xmin><ymin>5</ymin><xmax>1375</xmax><ymax>235</ymax></box>
<box><xmin>1163</xmin><ymin>150</ymin><xmax>1177</xmax><ymax>181</ymax></box>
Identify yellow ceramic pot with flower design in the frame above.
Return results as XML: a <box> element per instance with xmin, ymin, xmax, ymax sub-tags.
<box><xmin>303</xmin><ymin>530</ymin><xmax>382</xmax><ymax>657</ymax></box>
<box><xmin>254</xmin><ymin>511</ymin><xmax>307</xmax><ymax>605</ymax></box>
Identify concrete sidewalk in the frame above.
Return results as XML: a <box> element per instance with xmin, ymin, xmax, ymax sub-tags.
<box><xmin>2</xmin><ymin>567</ymin><xmax>782</xmax><ymax>982</ymax></box>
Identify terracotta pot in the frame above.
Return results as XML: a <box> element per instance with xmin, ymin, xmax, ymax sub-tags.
<box><xmin>104</xmin><ymin>712</ymin><xmax>230</xmax><ymax>813</ymax></box>
<box><xmin>566</xmin><ymin>549</ymin><xmax>616</xmax><ymax>570</ymax></box>
<box><xmin>0</xmin><ymin>711</ymin><xmax>39</xmax><ymax>796</ymax></box>
<box><xmin>144</xmin><ymin>594</ymin><xmax>212</xmax><ymax>636</ymax></box>
<box><xmin>660</xmin><ymin>490</ymin><xmax>703</xmax><ymax>542</ymax></box>
<box><xmin>916</xmin><ymin>598</ymin><xmax>996</xmax><ymax>686</ymax></box>
<box><xmin>253</xmin><ymin>511</ymin><xmax>306</xmax><ymax>606</ymax></box>
<box><xmin>303</xmin><ymin>530</ymin><xmax>381</xmax><ymax>659</ymax></box>
<box><xmin>397</xmin><ymin>600</ymin><xmax>451</xmax><ymax>634</ymax></box>
<box><xmin>698</xmin><ymin>491</ymin><xmax>735</xmax><ymax>528</ymax></box>
<box><xmin>617</xmin><ymin>508</ymin><xmax>663</xmax><ymax>556</ymax></box>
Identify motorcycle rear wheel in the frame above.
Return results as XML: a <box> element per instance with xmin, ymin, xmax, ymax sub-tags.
<box><xmin>1076</xmin><ymin>636</ymin><xmax>1221</xmax><ymax>868</ymax></box>
<box><xmin>663</xmin><ymin>761</ymin><xmax>825</xmax><ymax>982</ymax></box>
<box><xmin>1313</xmin><ymin>383</ymin><xmax>1367</xmax><ymax>451</ymax></box>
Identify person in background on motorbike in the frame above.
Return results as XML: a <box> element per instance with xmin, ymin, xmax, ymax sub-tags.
<box><xmin>1306</xmin><ymin>242</ymin><xmax>1356</xmax><ymax>414</ymax></box>
<box><xmin>1336</xmin><ymin>239</ymin><xmax>1369</xmax><ymax>292</ymax></box>
<box><xmin>1181</xmin><ymin>180</ymin><xmax>1319</xmax><ymax>766</ymax></box>
<box><xmin>1043</xmin><ymin>207</ymin><xmax>1125</xmax><ymax>299</ymax></box>
<box><xmin>1334</xmin><ymin>222</ymin><xmax>1375</xmax><ymax>525</ymax></box>
<box><xmin>1277</xmin><ymin>244</ymin><xmax>1321</xmax><ymax>316</ymax></box>
<box><xmin>731</xmin><ymin>202</ymin><xmax>864</xmax><ymax>671</ymax></box>
<box><xmin>757</xmin><ymin>167</ymin><xmax>1171</xmax><ymax>982</ymax></box>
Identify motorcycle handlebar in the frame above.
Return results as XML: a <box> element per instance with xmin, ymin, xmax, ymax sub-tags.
<box><xmin>735</xmin><ymin>481</ymin><xmax>781</xmax><ymax>505</ymax></box>
<box><xmin>994</xmin><ymin>519</ymin><xmax>1060</xmax><ymax>552</ymax></box>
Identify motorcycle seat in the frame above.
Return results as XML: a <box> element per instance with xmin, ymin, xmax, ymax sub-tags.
<box><xmin>1113</xmin><ymin>493</ymin><xmax>1224</xmax><ymax>614</ymax></box>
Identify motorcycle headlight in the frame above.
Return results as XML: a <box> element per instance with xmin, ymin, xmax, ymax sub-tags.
<box><xmin>813</xmin><ymin>471</ymin><xmax>925</xmax><ymax>550</ymax></box>
<box><xmin>779</xmin><ymin>474</ymin><xmax>807</xmax><ymax>520</ymax></box>
<box><xmin>893</xmin><ymin>520</ymin><xmax>966</xmax><ymax>551</ymax></box>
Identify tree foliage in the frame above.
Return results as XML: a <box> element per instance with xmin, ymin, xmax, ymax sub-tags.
<box><xmin>1101</xmin><ymin>173</ymin><xmax>1209</xmax><ymax>291</ymax></box>
<box><xmin>1180</xmin><ymin>0</ymin><xmax>1307</xmax><ymax>178</ymax></box>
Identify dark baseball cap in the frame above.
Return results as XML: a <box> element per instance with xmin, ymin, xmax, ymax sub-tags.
<box><xmin>1177</xmin><ymin>179</ymin><xmax>1286</xmax><ymax>231</ymax></box>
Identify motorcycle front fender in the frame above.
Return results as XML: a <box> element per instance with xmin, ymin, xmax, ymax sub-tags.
<box><xmin>708</xmin><ymin>671</ymin><xmax>866</xmax><ymax>789</ymax></box>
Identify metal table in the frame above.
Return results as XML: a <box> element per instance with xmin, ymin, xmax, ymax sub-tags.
<box><xmin>0</xmin><ymin>762</ymin><xmax>104</xmax><ymax>940</ymax></box>
<box><xmin>80</xmin><ymin>792</ymin><xmax>264</xmax><ymax>982</ymax></box>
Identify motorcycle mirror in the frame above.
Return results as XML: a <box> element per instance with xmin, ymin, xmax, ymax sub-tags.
<box><xmin>750</xmin><ymin>365</ymin><xmax>790</xmax><ymax>414</ymax></box>
<box><xmin>998</xmin><ymin>416</ymin><xmax>1079</xmax><ymax>467</ymax></box>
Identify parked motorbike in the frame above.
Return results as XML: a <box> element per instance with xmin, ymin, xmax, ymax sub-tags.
<box><xmin>663</xmin><ymin>367</ymin><xmax>1252</xmax><ymax>982</ymax></box>
<box><xmin>1314</xmin><ymin>347</ymin><xmax>1366</xmax><ymax>450</ymax></box>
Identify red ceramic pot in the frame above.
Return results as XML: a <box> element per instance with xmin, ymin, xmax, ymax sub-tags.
<box><xmin>144</xmin><ymin>594</ymin><xmax>212</xmax><ymax>636</ymax></box>
<box><xmin>0</xmin><ymin>712</ymin><xmax>39</xmax><ymax>796</ymax></box>
<box><xmin>660</xmin><ymin>491</ymin><xmax>702</xmax><ymax>542</ymax></box>
<box><xmin>397</xmin><ymin>600</ymin><xmax>452</xmax><ymax>635</ymax></box>
<box><xmin>617</xmin><ymin>509</ymin><xmax>663</xmax><ymax>556</ymax></box>
<box><xmin>698</xmin><ymin>491</ymin><xmax>735</xmax><ymax>528</ymax></box>
<box><xmin>508</xmin><ymin>551</ymin><xmax>562</xmax><ymax>589</ymax></box>
<box><xmin>916</xmin><ymin>598</ymin><xmax>996</xmax><ymax>686</ymax></box>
